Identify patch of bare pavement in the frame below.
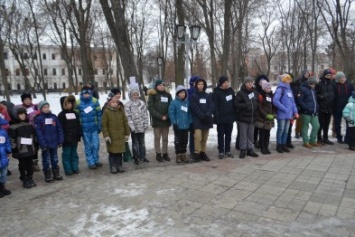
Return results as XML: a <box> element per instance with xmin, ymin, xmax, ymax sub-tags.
<box><xmin>1</xmin><ymin>138</ymin><xmax>355</xmax><ymax>237</ymax></box>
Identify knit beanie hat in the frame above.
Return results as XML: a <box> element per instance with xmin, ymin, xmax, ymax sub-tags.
<box><xmin>155</xmin><ymin>79</ymin><xmax>164</xmax><ymax>88</ymax></box>
<box><xmin>38</xmin><ymin>100</ymin><xmax>49</xmax><ymax>111</ymax></box>
<box><xmin>111</xmin><ymin>87</ymin><xmax>121</xmax><ymax>95</ymax></box>
<box><xmin>280</xmin><ymin>74</ymin><xmax>292</xmax><ymax>83</ymax></box>
<box><xmin>218</xmin><ymin>76</ymin><xmax>229</xmax><ymax>86</ymax></box>
<box><xmin>129</xmin><ymin>88</ymin><xmax>140</xmax><ymax>97</ymax></box>
<box><xmin>307</xmin><ymin>76</ymin><xmax>317</xmax><ymax>84</ymax></box>
<box><xmin>176</xmin><ymin>85</ymin><xmax>186</xmax><ymax>95</ymax></box>
<box><xmin>323</xmin><ymin>69</ymin><xmax>332</xmax><ymax>77</ymax></box>
<box><xmin>329</xmin><ymin>67</ymin><xmax>337</xmax><ymax>75</ymax></box>
<box><xmin>335</xmin><ymin>71</ymin><xmax>346</xmax><ymax>80</ymax></box>
<box><xmin>21</xmin><ymin>92</ymin><xmax>32</xmax><ymax>102</ymax></box>
<box><xmin>16</xmin><ymin>107</ymin><xmax>27</xmax><ymax>116</ymax></box>
<box><xmin>261</xmin><ymin>81</ymin><xmax>271</xmax><ymax>91</ymax></box>
<box><xmin>81</xmin><ymin>86</ymin><xmax>92</xmax><ymax>95</ymax></box>
<box><xmin>244</xmin><ymin>76</ymin><xmax>254</xmax><ymax>83</ymax></box>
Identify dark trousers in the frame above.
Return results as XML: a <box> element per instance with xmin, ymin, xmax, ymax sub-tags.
<box><xmin>254</xmin><ymin>127</ymin><xmax>259</xmax><ymax>143</ymax></box>
<box><xmin>318</xmin><ymin>112</ymin><xmax>332</xmax><ymax>140</ymax></box>
<box><xmin>217</xmin><ymin>123</ymin><xmax>233</xmax><ymax>153</ymax></box>
<box><xmin>259</xmin><ymin>128</ymin><xmax>270</xmax><ymax>151</ymax></box>
<box><xmin>189</xmin><ymin>125</ymin><xmax>195</xmax><ymax>154</ymax></box>
<box><xmin>131</xmin><ymin>132</ymin><xmax>146</xmax><ymax>160</ymax></box>
<box><xmin>235</xmin><ymin>123</ymin><xmax>240</xmax><ymax>150</ymax></box>
<box><xmin>287</xmin><ymin>123</ymin><xmax>293</xmax><ymax>145</ymax></box>
<box><xmin>334</xmin><ymin>112</ymin><xmax>350</xmax><ymax>142</ymax></box>
<box><xmin>42</xmin><ymin>148</ymin><xmax>59</xmax><ymax>171</ymax></box>
<box><xmin>18</xmin><ymin>156</ymin><xmax>34</xmax><ymax>180</ymax></box>
<box><xmin>349</xmin><ymin>127</ymin><xmax>355</xmax><ymax>148</ymax></box>
<box><xmin>174</xmin><ymin>128</ymin><xmax>188</xmax><ymax>154</ymax></box>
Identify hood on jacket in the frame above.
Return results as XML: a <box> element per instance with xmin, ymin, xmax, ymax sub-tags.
<box><xmin>255</xmin><ymin>74</ymin><xmax>269</xmax><ymax>92</ymax></box>
<box><xmin>147</xmin><ymin>87</ymin><xmax>170</xmax><ymax>96</ymax></box>
<box><xmin>175</xmin><ymin>85</ymin><xmax>187</xmax><ymax>100</ymax></box>
<box><xmin>194</xmin><ymin>78</ymin><xmax>207</xmax><ymax>92</ymax></box>
<box><xmin>62</xmin><ymin>95</ymin><xmax>76</xmax><ymax>110</ymax></box>
<box><xmin>15</xmin><ymin>107</ymin><xmax>29</xmax><ymax>123</ymax></box>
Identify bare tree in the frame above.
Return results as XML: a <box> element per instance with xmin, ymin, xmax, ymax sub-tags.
<box><xmin>0</xmin><ymin>4</ymin><xmax>11</xmax><ymax>101</ymax></box>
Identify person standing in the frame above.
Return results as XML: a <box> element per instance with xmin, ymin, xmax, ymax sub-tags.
<box><xmin>342</xmin><ymin>91</ymin><xmax>355</xmax><ymax>151</ymax></box>
<box><xmin>0</xmin><ymin>116</ymin><xmax>12</xmax><ymax>197</ymax></box>
<box><xmin>147</xmin><ymin>79</ymin><xmax>172</xmax><ymax>162</ymax></box>
<box><xmin>212</xmin><ymin>76</ymin><xmax>236</xmax><ymax>159</ymax></box>
<box><xmin>187</xmin><ymin>76</ymin><xmax>199</xmax><ymax>157</ymax></box>
<box><xmin>75</xmin><ymin>86</ymin><xmax>102</xmax><ymax>169</ymax></box>
<box><xmin>235</xmin><ymin>77</ymin><xmax>259</xmax><ymax>158</ymax></box>
<box><xmin>273</xmin><ymin>74</ymin><xmax>299</xmax><ymax>153</ymax></box>
<box><xmin>86</xmin><ymin>82</ymin><xmax>99</xmax><ymax>99</ymax></box>
<box><xmin>315</xmin><ymin>69</ymin><xmax>336</xmax><ymax>145</ymax></box>
<box><xmin>334</xmin><ymin>72</ymin><xmax>354</xmax><ymax>144</ymax></box>
<box><xmin>297</xmin><ymin>77</ymin><xmax>321</xmax><ymax>148</ymax></box>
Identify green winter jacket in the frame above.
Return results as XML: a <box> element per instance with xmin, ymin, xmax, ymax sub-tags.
<box><xmin>147</xmin><ymin>88</ymin><xmax>172</xmax><ymax>128</ymax></box>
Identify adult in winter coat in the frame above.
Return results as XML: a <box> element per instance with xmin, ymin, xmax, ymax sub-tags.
<box><xmin>255</xmin><ymin>81</ymin><xmax>275</xmax><ymax>155</ymax></box>
<box><xmin>273</xmin><ymin>74</ymin><xmax>298</xmax><ymax>153</ymax></box>
<box><xmin>315</xmin><ymin>69</ymin><xmax>336</xmax><ymax>145</ymax></box>
<box><xmin>125</xmin><ymin>88</ymin><xmax>149</xmax><ymax>164</ymax></box>
<box><xmin>75</xmin><ymin>86</ymin><xmax>102</xmax><ymax>169</ymax></box>
<box><xmin>34</xmin><ymin>101</ymin><xmax>64</xmax><ymax>183</ymax></box>
<box><xmin>168</xmin><ymin>85</ymin><xmax>192</xmax><ymax>163</ymax></box>
<box><xmin>58</xmin><ymin>95</ymin><xmax>82</xmax><ymax>175</ymax></box>
<box><xmin>334</xmin><ymin>72</ymin><xmax>354</xmax><ymax>144</ymax></box>
<box><xmin>235</xmin><ymin>77</ymin><xmax>259</xmax><ymax>158</ymax></box>
<box><xmin>342</xmin><ymin>91</ymin><xmax>355</xmax><ymax>150</ymax></box>
<box><xmin>147</xmin><ymin>79</ymin><xmax>172</xmax><ymax>162</ymax></box>
<box><xmin>297</xmin><ymin>77</ymin><xmax>321</xmax><ymax>148</ymax></box>
<box><xmin>189</xmin><ymin>78</ymin><xmax>215</xmax><ymax>162</ymax></box>
<box><xmin>102</xmin><ymin>98</ymin><xmax>130</xmax><ymax>173</ymax></box>
<box><xmin>86</xmin><ymin>82</ymin><xmax>99</xmax><ymax>99</ymax></box>
<box><xmin>212</xmin><ymin>76</ymin><xmax>236</xmax><ymax>159</ymax></box>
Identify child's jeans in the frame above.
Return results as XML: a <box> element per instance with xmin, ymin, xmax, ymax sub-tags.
<box><xmin>0</xmin><ymin>165</ymin><xmax>8</xmax><ymax>184</ymax></box>
<box><xmin>42</xmin><ymin>148</ymin><xmax>59</xmax><ymax>171</ymax></box>
<box><xmin>131</xmin><ymin>132</ymin><xmax>146</xmax><ymax>160</ymax></box>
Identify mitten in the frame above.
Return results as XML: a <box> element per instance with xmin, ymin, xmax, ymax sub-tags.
<box><xmin>266</xmin><ymin>114</ymin><xmax>274</xmax><ymax>120</ymax></box>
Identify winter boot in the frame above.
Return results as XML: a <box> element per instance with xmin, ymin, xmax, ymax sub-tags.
<box><xmin>52</xmin><ymin>168</ymin><xmax>63</xmax><ymax>181</ymax></box>
<box><xmin>163</xmin><ymin>153</ymin><xmax>171</xmax><ymax>161</ymax></box>
<box><xmin>117</xmin><ymin>155</ymin><xmax>125</xmax><ymax>173</ymax></box>
<box><xmin>33</xmin><ymin>159</ymin><xmax>41</xmax><ymax>172</ymax></box>
<box><xmin>276</xmin><ymin>144</ymin><xmax>284</xmax><ymax>153</ymax></box>
<box><xmin>282</xmin><ymin>145</ymin><xmax>290</xmax><ymax>153</ymax></box>
<box><xmin>225</xmin><ymin>152</ymin><xmax>234</xmax><ymax>158</ymax></box>
<box><xmin>239</xmin><ymin>150</ymin><xmax>246</xmax><ymax>159</ymax></box>
<box><xmin>109</xmin><ymin>155</ymin><xmax>118</xmax><ymax>174</ymax></box>
<box><xmin>254</xmin><ymin>140</ymin><xmax>260</xmax><ymax>149</ymax></box>
<box><xmin>200</xmin><ymin>152</ymin><xmax>211</xmax><ymax>161</ymax></box>
<box><xmin>28</xmin><ymin>176</ymin><xmax>37</xmax><ymax>187</ymax></box>
<box><xmin>181</xmin><ymin>153</ymin><xmax>188</xmax><ymax>163</ymax></box>
<box><xmin>176</xmin><ymin>154</ymin><xmax>182</xmax><ymax>164</ymax></box>
<box><xmin>247</xmin><ymin>149</ymin><xmax>259</xmax><ymax>157</ymax></box>
<box><xmin>23</xmin><ymin>177</ymin><xmax>32</xmax><ymax>189</ymax></box>
<box><xmin>0</xmin><ymin>183</ymin><xmax>11</xmax><ymax>196</ymax></box>
<box><xmin>44</xmin><ymin>169</ymin><xmax>54</xmax><ymax>183</ymax></box>
<box><xmin>218</xmin><ymin>153</ymin><xmax>225</xmax><ymax>159</ymax></box>
<box><xmin>133</xmin><ymin>156</ymin><xmax>140</xmax><ymax>165</ymax></box>
<box><xmin>191</xmin><ymin>153</ymin><xmax>200</xmax><ymax>162</ymax></box>
<box><xmin>156</xmin><ymin>153</ymin><xmax>163</xmax><ymax>162</ymax></box>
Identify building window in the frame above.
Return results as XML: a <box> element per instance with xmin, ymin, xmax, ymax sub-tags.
<box><xmin>16</xmin><ymin>69</ymin><xmax>20</xmax><ymax>76</ymax></box>
<box><xmin>52</xmin><ymin>53</ymin><xmax>55</xmax><ymax>60</ymax></box>
<box><xmin>4</xmin><ymin>52</ymin><xmax>8</xmax><ymax>59</ymax></box>
<box><xmin>102</xmin><ymin>69</ymin><xmax>106</xmax><ymax>75</ymax></box>
<box><xmin>62</xmin><ymin>68</ymin><xmax>65</xmax><ymax>75</ymax></box>
<box><xmin>44</xmin><ymin>68</ymin><xmax>48</xmax><ymax>76</ymax></box>
<box><xmin>78</xmin><ymin>68</ymin><xmax>82</xmax><ymax>75</ymax></box>
<box><xmin>43</xmin><ymin>53</ymin><xmax>46</xmax><ymax>60</ymax></box>
<box><xmin>25</xmin><ymin>68</ymin><xmax>29</xmax><ymax>76</ymax></box>
<box><xmin>53</xmin><ymin>68</ymin><xmax>56</xmax><ymax>75</ymax></box>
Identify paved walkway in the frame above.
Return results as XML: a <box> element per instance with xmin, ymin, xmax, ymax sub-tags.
<box><xmin>1</xmin><ymin>137</ymin><xmax>355</xmax><ymax>236</ymax></box>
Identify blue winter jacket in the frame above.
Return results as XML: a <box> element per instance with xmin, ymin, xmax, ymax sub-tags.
<box><xmin>297</xmin><ymin>83</ymin><xmax>319</xmax><ymax>116</ymax></box>
<box><xmin>273</xmin><ymin>82</ymin><xmax>298</xmax><ymax>120</ymax></box>
<box><xmin>34</xmin><ymin>112</ymin><xmax>64</xmax><ymax>149</ymax></box>
<box><xmin>75</xmin><ymin>95</ymin><xmax>102</xmax><ymax>133</ymax></box>
<box><xmin>168</xmin><ymin>96</ymin><xmax>192</xmax><ymax>130</ymax></box>
<box><xmin>0</xmin><ymin>118</ymin><xmax>11</xmax><ymax>169</ymax></box>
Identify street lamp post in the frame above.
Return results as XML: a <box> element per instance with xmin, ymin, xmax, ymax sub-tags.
<box><xmin>157</xmin><ymin>56</ymin><xmax>163</xmax><ymax>80</ymax></box>
<box><xmin>176</xmin><ymin>24</ymin><xmax>201</xmax><ymax>87</ymax></box>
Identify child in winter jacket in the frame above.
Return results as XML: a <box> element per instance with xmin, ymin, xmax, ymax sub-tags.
<box><xmin>102</xmin><ymin>98</ymin><xmax>130</xmax><ymax>173</ymax></box>
<box><xmin>75</xmin><ymin>86</ymin><xmax>102</xmax><ymax>169</ymax></box>
<box><xmin>342</xmin><ymin>91</ymin><xmax>355</xmax><ymax>151</ymax></box>
<box><xmin>189</xmin><ymin>78</ymin><xmax>215</xmax><ymax>162</ymax></box>
<box><xmin>0</xmin><ymin>117</ymin><xmax>12</xmax><ymax>198</ymax></box>
<box><xmin>168</xmin><ymin>85</ymin><xmax>192</xmax><ymax>163</ymax></box>
<box><xmin>58</xmin><ymin>96</ymin><xmax>82</xmax><ymax>175</ymax></box>
<box><xmin>8</xmin><ymin>108</ymin><xmax>38</xmax><ymax>188</ymax></box>
<box><xmin>255</xmin><ymin>81</ymin><xmax>275</xmax><ymax>155</ymax></box>
<box><xmin>34</xmin><ymin>101</ymin><xmax>64</xmax><ymax>183</ymax></box>
<box><xmin>124</xmin><ymin>88</ymin><xmax>149</xmax><ymax>165</ymax></box>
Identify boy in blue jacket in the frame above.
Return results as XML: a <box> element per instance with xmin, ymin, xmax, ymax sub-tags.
<box><xmin>35</xmin><ymin>101</ymin><xmax>64</xmax><ymax>183</ymax></box>
<box><xmin>0</xmin><ymin>117</ymin><xmax>12</xmax><ymax>197</ymax></box>
<box><xmin>168</xmin><ymin>85</ymin><xmax>192</xmax><ymax>163</ymax></box>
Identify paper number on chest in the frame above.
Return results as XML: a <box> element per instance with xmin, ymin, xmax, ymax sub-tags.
<box><xmin>84</xmin><ymin>106</ymin><xmax>93</xmax><ymax>114</ymax></box>
<box><xmin>65</xmin><ymin>113</ymin><xmax>76</xmax><ymax>120</ymax></box>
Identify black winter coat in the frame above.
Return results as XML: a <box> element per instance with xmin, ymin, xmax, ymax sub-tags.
<box><xmin>297</xmin><ymin>83</ymin><xmax>318</xmax><ymax>116</ymax></box>
<box><xmin>334</xmin><ymin>81</ymin><xmax>354</xmax><ymax>113</ymax></box>
<box><xmin>212</xmin><ymin>87</ymin><xmax>236</xmax><ymax>124</ymax></box>
<box><xmin>292</xmin><ymin>76</ymin><xmax>308</xmax><ymax>105</ymax></box>
<box><xmin>235</xmin><ymin>84</ymin><xmax>259</xmax><ymax>124</ymax></box>
<box><xmin>8</xmin><ymin>121</ymin><xmax>37</xmax><ymax>159</ymax></box>
<box><xmin>315</xmin><ymin>77</ymin><xmax>335</xmax><ymax>114</ymax></box>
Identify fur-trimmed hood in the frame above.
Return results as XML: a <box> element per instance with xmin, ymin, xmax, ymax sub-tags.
<box><xmin>147</xmin><ymin>88</ymin><xmax>170</xmax><ymax>96</ymax></box>
<box><xmin>62</xmin><ymin>95</ymin><xmax>76</xmax><ymax>110</ymax></box>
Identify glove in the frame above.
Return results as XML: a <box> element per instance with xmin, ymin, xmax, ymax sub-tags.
<box><xmin>104</xmin><ymin>137</ymin><xmax>111</xmax><ymax>144</ymax></box>
<box><xmin>173</xmin><ymin>124</ymin><xmax>178</xmax><ymax>132</ymax></box>
<box><xmin>125</xmin><ymin>135</ymin><xmax>129</xmax><ymax>141</ymax></box>
<box><xmin>266</xmin><ymin>114</ymin><xmax>274</xmax><ymax>121</ymax></box>
<box><xmin>294</xmin><ymin>113</ymin><xmax>299</xmax><ymax>119</ymax></box>
<box><xmin>58</xmin><ymin>144</ymin><xmax>62</xmax><ymax>148</ymax></box>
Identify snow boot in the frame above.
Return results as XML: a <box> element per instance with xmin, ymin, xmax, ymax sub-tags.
<box><xmin>0</xmin><ymin>183</ymin><xmax>11</xmax><ymax>196</ymax></box>
<box><xmin>44</xmin><ymin>169</ymin><xmax>54</xmax><ymax>183</ymax></box>
<box><xmin>52</xmin><ymin>167</ymin><xmax>63</xmax><ymax>181</ymax></box>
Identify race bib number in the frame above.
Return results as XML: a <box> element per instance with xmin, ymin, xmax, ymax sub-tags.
<box><xmin>248</xmin><ymin>93</ymin><xmax>254</xmax><ymax>99</ymax></box>
<box><xmin>45</xmin><ymin>118</ymin><xmax>53</xmax><ymax>125</ymax></box>
<box><xmin>20</xmin><ymin>137</ymin><xmax>32</xmax><ymax>145</ymax></box>
<box><xmin>266</xmin><ymin>97</ymin><xmax>272</xmax><ymax>102</ymax></box>
<box><xmin>26</xmin><ymin>107</ymin><xmax>34</xmax><ymax>114</ymax></box>
<box><xmin>84</xmin><ymin>106</ymin><xmax>93</xmax><ymax>114</ymax></box>
<box><xmin>287</xmin><ymin>92</ymin><xmax>293</xmax><ymax>98</ymax></box>
<box><xmin>0</xmin><ymin>136</ymin><xmax>5</xmax><ymax>144</ymax></box>
<box><xmin>161</xmin><ymin>97</ymin><xmax>168</xmax><ymax>103</ymax></box>
<box><xmin>226</xmin><ymin>95</ymin><xmax>232</xmax><ymax>101</ymax></box>
<box><xmin>181</xmin><ymin>106</ymin><xmax>188</xmax><ymax>112</ymax></box>
<box><xmin>199</xmin><ymin>99</ymin><xmax>206</xmax><ymax>104</ymax></box>
<box><xmin>65</xmin><ymin>113</ymin><xmax>76</xmax><ymax>120</ymax></box>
